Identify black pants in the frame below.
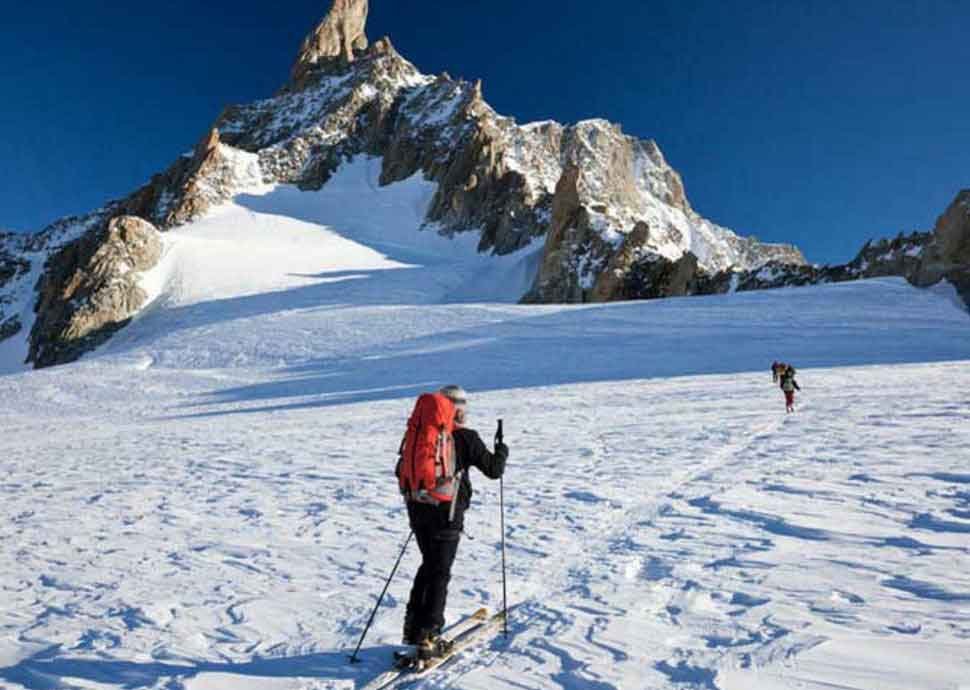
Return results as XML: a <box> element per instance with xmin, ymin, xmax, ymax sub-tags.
<box><xmin>406</xmin><ymin>503</ymin><xmax>462</xmax><ymax>638</ymax></box>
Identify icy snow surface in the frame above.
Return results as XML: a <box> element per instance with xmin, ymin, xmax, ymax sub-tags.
<box><xmin>1</xmin><ymin>156</ymin><xmax>970</xmax><ymax>689</ymax></box>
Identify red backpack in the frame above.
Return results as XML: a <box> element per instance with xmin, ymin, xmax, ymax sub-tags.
<box><xmin>398</xmin><ymin>393</ymin><xmax>459</xmax><ymax>504</ymax></box>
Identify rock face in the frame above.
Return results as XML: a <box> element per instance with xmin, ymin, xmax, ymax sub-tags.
<box><xmin>935</xmin><ymin>190</ymin><xmax>970</xmax><ymax>266</ymax></box>
<box><xmin>922</xmin><ymin>191</ymin><xmax>970</xmax><ymax>305</ymax></box>
<box><xmin>0</xmin><ymin>237</ymin><xmax>29</xmax><ymax>288</ymax></box>
<box><xmin>28</xmin><ymin>216</ymin><xmax>162</xmax><ymax>368</ymax></box>
<box><xmin>120</xmin><ymin>128</ymin><xmax>261</xmax><ymax>229</ymax></box>
<box><xmin>913</xmin><ymin>190</ymin><xmax>970</xmax><ymax>301</ymax></box>
<box><xmin>694</xmin><ymin>231</ymin><xmax>932</xmax><ymax>295</ymax></box>
<box><xmin>688</xmin><ymin>191</ymin><xmax>970</xmax><ymax>308</ymax></box>
<box><xmin>1</xmin><ymin>3</ymin><xmax>965</xmax><ymax>369</ymax></box>
<box><xmin>0</xmin><ymin>232</ymin><xmax>31</xmax><ymax>343</ymax></box>
<box><xmin>291</xmin><ymin>0</ymin><xmax>369</xmax><ymax>85</ymax></box>
<box><xmin>0</xmin><ymin>125</ymin><xmax>262</xmax><ymax>368</ymax></box>
<box><xmin>519</xmin><ymin>122</ymin><xmax>807</xmax><ymax>303</ymax></box>
<box><xmin>220</xmin><ymin>42</ymin><xmax>805</xmax><ymax>300</ymax></box>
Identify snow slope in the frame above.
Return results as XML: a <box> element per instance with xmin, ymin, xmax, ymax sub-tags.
<box><xmin>1</xmin><ymin>162</ymin><xmax>969</xmax><ymax>690</ymax></box>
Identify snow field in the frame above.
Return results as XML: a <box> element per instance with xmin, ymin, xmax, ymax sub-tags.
<box><xmin>1</xmin><ymin>156</ymin><xmax>969</xmax><ymax>689</ymax></box>
<box><xmin>1</xmin><ymin>361</ymin><xmax>968</xmax><ymax>689</ymax></box>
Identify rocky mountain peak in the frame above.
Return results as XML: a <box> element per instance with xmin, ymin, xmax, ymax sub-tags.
<box><xmin>291</xmin><ymin>0</ymin><xmax>370</xmax><ymax>84</ymax></box>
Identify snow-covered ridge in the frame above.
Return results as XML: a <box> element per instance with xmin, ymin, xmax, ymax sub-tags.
<box><xmin>219</xmin><ymin>50</ymin><xmax>801</xmax><ymax>276</ymax></box>
<box><xmin>216</xmin><ymin>43</ymin><xmax>799</xmax><ymax>277</ymax></box>
<box><xmin>210</xmin><ymin>30</ymin><xmax>803</xmax><ymax>282</ymax></box>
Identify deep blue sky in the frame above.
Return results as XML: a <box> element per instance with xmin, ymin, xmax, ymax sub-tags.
<box><xmin>2</xmin><ymin>1</ymin><xmax>967</xmax><ymax>263</ymax></box>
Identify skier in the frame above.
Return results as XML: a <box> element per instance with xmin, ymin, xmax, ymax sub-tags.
<box><xmin>398</xmin><ymin>385</ymin><xmax>507</xmax><ymax>661</ymax></box>
<box><xmin>779</xmin><ymin>365</ymin><xmax>800</xmax><ymax>413</ymax></box>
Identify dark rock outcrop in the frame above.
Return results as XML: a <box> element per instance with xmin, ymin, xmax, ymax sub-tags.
<box><xmin>913</xmin><ymin>190</ymin><xmax>970</xmax><ymax>289</ymax></box>
<box><xmin>935</xmin><ymin>189</ymin><xmax>970</xmax><ymax>266</ymax></box>
<box><xmin>524</xmin><ymin>165</ymin><xmax>606</xmax><ymax>303</ymax></box>
<box><xmin>0</xmin><ymin>242</ymin><xmax>29</xmax><ymax>288</ymax></box>
<box><xmin>0</xmin><ymin>315</ymin><xmax>20</xmax><ymax>342</ymax></box>
<box><xmin>625</xmin><ymin>251</ymin><xmax>701</xmax><ymax>300</ymax></box>
<box><xmin>28</xmin><ymin>216</ymin><xmax>162</xmax><ymax>368</ymax></box>
<box><xmin>700</xmin><ymin>231</ymin><xmax>933</xmax><ymax>294</ymax></box>
<box><xmin>0</xmin><ymin>233</ymin><xmax>31</xmax><ymax>345</ymax></box>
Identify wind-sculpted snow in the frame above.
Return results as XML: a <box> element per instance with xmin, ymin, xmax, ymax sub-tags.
<box><xmin>1</xmin><ymin>357</ymin><xmax>968</xmax><ymax>689</ymax></box>
<box><xmin>1</xmin><ymin>162</ymin><xmax>970</xmax><ymax>688</ymax></box>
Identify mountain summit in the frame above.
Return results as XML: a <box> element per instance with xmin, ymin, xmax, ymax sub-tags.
<box><xmin>0</xmin><ymin>1</ymin><xmax>965</xmax><ymax>370</ymax></box>
<box><xmin>291</xmin><ymin>0</ymin><xmax>370</xmax><ymax>82</ymax></box>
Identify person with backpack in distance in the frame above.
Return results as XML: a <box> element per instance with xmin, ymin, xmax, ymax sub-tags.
<box><xmin>779</xmin><ymin>365</ymin><xmax>801</xmax><ymax>413</ymax></box>
<box><xmin>396</xmin><ymin>385</ymin><xmax>508</xmax><ymax>661</ymax></box>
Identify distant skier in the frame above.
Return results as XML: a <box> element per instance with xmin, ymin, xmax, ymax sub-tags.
<box><xmin>396</xmin><ymin>385</ymin><xmax>507</xmax><ymax>661</ymax></box>
<box><xmin>779</xmin><ymin>365</ymin><xmax>800</xmax><ymax>413</ymax></box>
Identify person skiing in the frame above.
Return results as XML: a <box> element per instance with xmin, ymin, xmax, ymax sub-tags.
<box><xmin>779</xmin><ymin>365</ymin><xmax>801</xmax><ymax>413</ymax></box>
<box><xmin>398</xmin><ymin>385</ymin><xmax>507</xmax><ymax>660</ymax></box>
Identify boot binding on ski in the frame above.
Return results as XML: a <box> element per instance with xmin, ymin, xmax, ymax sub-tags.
<box><xmin>416</xmin><ymin>633</ymin><xmax>453</xmax><ymax>662</ymax></box>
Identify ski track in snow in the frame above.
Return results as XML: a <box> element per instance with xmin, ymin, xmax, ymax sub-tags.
<box><xmin>1</xmin><ymin>159</ymin><xmax>970</xmax><ymax>689</ymax></box>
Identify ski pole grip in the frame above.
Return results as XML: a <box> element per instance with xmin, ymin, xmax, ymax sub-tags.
<box><xmin>496</xmin><ymin>419</ymin><xmax>504</xmax><ymax>446</ymax></box>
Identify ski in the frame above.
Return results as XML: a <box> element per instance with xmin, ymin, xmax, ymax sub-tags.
<box><xmin>394</xmin><ymin>609</ymin><xmax>507</xmax><ymax>678</ymax></box>
<box><xmin>359</xmin><ymin>607</ymin><xmax>489</xmax><ymax>690</ymax></box>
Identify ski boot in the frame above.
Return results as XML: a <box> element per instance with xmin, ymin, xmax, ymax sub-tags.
<box><xmin>415</xmin><ymin>632</ymin><xmax>453</xmax><ymax>666</ymax></box>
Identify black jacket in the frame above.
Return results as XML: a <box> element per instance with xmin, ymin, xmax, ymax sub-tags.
<box><xmin>453</xmin><ymin>427</ymin><xmax>506</xmax><ymax>513</ymax></box>
<box><xmin>402</xmin><ymin>427</ymin><xmax>507</xmax><ymax>531</ymax></box>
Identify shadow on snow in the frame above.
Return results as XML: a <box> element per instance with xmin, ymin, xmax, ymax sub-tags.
<box><xmin>1</xmin><ymin>643</ymin><xmax>396</xmax><ymax>690</ymax></box>
<box><xmin>98</xmin><ymin>188</ymin><xmax>970</xmax><ymax>419</ymax></box>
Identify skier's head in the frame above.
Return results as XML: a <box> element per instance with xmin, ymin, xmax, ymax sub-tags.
<box><xmin>439</xmin><ymin>384</ymin><xmax>468</xmax><ymax>426</ymax></box>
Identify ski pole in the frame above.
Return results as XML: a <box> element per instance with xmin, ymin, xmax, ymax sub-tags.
<box><xmin>349</xmin><ymin>530</ymin><xmax>413</xmax><ymax>664</ymax></box>
<box><xmin>496</xmin><ymin>419</ymin><xmax>509</xmax><ymax>638</ymax></box>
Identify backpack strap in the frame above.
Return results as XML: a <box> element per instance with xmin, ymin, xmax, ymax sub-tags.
<box><xmin>448</xmin><ymin>470</ymin><xmax>464</xmax><ymax>523</ymax></box>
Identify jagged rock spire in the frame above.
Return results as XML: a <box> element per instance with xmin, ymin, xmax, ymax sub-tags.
<box><xmin>291</xmin><ymin>0</ymin><xmax>369</xmax><ymax>82</ymax></box>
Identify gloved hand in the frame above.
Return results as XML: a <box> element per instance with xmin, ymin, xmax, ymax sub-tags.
<box><xmin>494</xmin><ymin>442</ymin><xmax>509</xmax><ymax>475</ymax></box>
